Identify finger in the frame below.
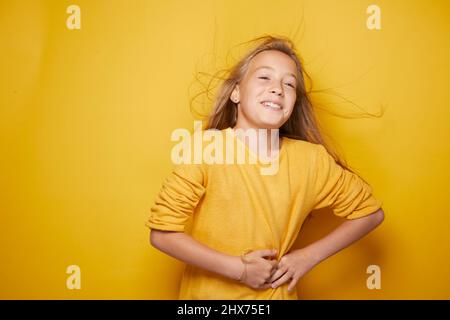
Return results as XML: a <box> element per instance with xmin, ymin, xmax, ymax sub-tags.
<box><xmin>268</xmin><ymin>260</ymin><xmax>278</xmax><ymax>270</ymax></box>
<box><xmin>269</xmin><ymin>266</ymin><xmax>288</xmax><ymax>283</ymax></box>
<box><xmin>287</xmin><ymin>275</ymin><xmax>299</xmax><ymax>292</ymax></box>
<box><xmin>271</xmin><ymin>272</ymin><xmax>292</xmax><ymax>289</ymax></box>
<box><xmin>259</xmin><ymin>282</ymin><xmax>272</xmax><ymax>290</ymax></box>
<box><xmin>254</xmin><ymin>249</ymin><xmax>278</xmax><ymax>258</ymax></box>
<box><xmin>270</xmin><ymin>265</ymin><xmax>278</xmax><ymax>277</ymax></box>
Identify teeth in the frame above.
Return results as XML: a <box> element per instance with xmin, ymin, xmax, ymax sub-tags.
<box><xmin>262</xmin><ymin>101</ymin><xmax>282</xmax><ymax>110</ymax></box>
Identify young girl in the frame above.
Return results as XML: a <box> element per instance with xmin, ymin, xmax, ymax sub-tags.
<box><xmin>146</xmin><ymin>35</ymin><xmax>385</xmax><ymax>300</ymax></box>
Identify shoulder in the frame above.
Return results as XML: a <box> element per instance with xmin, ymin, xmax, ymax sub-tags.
<box><xmin>282</xmin><ymin>138</ymin><xmax>336</xmax><ymax>171</ymax></box>
<box><xmin>282</xmin><ymin>136</ymin><xmax>322</xmax><ymax>156</ymax></box>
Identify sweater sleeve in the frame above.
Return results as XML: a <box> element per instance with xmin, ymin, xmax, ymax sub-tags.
<box><xmin>146</xmin><ymin>163</ymin><xmax>206</xmax><ymax>231</ymax></box>
<box><xmin>311</xmin><ymin>144</ymin><xmax>383</xmax><ymax>219</ymax></box>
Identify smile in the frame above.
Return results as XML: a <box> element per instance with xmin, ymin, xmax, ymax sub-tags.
<box><xmin>261</xmin><ymin>101</ymin><xmax>283</xmax><ymax>111</ymax></box>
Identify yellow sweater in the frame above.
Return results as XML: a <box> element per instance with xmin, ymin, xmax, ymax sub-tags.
<box><xmin>146</xmin><ymin>127</ymin><xmax>382</xmax><ymax>299</ymax></box>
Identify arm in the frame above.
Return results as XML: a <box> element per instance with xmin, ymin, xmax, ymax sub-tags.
<box><xmin>150</xmin><ymin>230</ymin><xmax>278</xmax><ymax>288</ymax></box>
<box><xmin>148</xmin><ymin>163</ymin><xmax>278</xmax><ymax>288</ymax></box>
<box><xmin>305</xmin><ymin>208</ymin><xmax>385</xmax><ymax>264</ymax></box>
<box><xmin>150</xmin><ymin>230</ymin><xmax>242</xmax><ymax>280</ymax></box>
<box><xmin>270</xmin><ymin>208</ymin><xmax>385</xmax><ymax>291</ymax></box>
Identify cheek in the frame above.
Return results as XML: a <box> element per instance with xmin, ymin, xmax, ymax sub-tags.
<box><xmin>284</xmin><ymin>96</ymin><xmax>297</xmax><ymax>114</ymax></box>
<box><xmin>241</xmin><ymin>87</ymin><xmax>264</xmax><ymax>108</ymax></box>
<box><xmin>283</xmin><ymin>107</ymin><xmax>294</xmax><ymax>118</ymax></box>
<box><xmin>245</xmin><ymin>80</ymin><xmax>266</xmax><ymax>95</ymax></box>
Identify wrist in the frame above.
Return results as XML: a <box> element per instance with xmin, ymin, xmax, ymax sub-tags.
<box><xmin>301</xmin><ymin>246</ymin><xmax>322</xmax><ymax>266</ymax></box>
<box><xmin>224</xmin><ymin>255</ymin><xmax>245</xmax><ymax>281</ymax></box>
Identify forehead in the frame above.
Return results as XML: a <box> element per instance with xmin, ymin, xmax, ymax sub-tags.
<box><xmin>248</xmin><ymin>50</ymin><xmax>298</xmax><ymax>76</ymax></box>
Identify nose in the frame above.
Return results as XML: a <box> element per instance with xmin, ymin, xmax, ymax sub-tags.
<box><xmin>270</xmin><ymin>86</ymin><xmax>283</xmax><ymax>96</ymax></box>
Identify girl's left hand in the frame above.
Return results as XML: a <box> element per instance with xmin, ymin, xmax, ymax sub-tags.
<box><xmin>269</xmin><ymin>248</ymin><xmax>319</xmax><ymax>292</ymax></box>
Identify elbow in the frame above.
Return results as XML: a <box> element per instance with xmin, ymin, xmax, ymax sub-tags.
<box><xmin>149</xmin><ymin>229</ymin><xmax>182</xmax><ymax>250</ymax></box>
<box><xmin>372</xmin><ymin>208</ymin><xmax>385</xmax><ymax>226</ymax></box>
<box><xmin>149</xmin><ymin>229</ymin><xmax>163</xmax><ymax>249</ymax></box>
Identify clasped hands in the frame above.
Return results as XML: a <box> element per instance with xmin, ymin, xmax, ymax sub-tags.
<box><xmin>237</xmin><ymin>248</ymin><xmax>318</xmax><ymax>292</ymax></box>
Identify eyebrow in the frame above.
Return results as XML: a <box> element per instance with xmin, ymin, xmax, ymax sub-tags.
<box><xmin>254</xmin><ymin>66</ymin><xmax>298</xmax><ymax>80</ymax></box>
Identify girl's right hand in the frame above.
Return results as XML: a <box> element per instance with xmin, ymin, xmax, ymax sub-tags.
<box><xmin>239</xmin><ymin>249</ymin><xmax>278</xmax><ymax>289</ymax></box>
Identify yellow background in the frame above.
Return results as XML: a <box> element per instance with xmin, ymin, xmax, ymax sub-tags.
<box><xmin>1</xmin><ymin>0</ymin><xmax>449</xmax><ymax>299</ymax></box>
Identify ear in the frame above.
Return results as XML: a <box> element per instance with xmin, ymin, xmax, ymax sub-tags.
<box><xmin>230</xmin><ymin>84</ymin><xmax>240</xmax><ymax>103</ymax></box>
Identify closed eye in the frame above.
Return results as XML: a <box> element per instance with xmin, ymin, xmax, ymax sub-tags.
<box><xmin>258</xmin><ymin>76</ymin><xmax>295</xmax><ymax>88</ymax></box>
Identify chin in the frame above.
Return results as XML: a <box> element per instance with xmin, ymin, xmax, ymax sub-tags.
<box><xmin>255</xmin><ymin>117</ymin><xmax>285</xmax><ymax>130</ymax></box>
<box><xmin>255</xmin><ymin>121</ymin><xmax>283</xmax><ymax>130</ymax></box>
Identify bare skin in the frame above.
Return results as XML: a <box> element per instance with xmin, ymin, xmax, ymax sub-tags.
<box><xmin>150</xmin><ymin>230</ymin><xmax>278</xmax><ymax>289</ymax></box>
<box><xmin>150</xmin><ymin>50</ymin><xmax>385</xmax><ymax>291</ymax></box>
<box><xmin>150</xmin><ymin>208</ymin><xmax>384</xmax><ymax>291</ymax></box>
<box><xmin>230</xmin><ymin>49</ymin><xmax>297</xmax><ymax>158</ymax></box>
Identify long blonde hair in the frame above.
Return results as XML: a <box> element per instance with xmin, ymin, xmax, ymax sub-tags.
<box><xmin>202</xmin><ymin>34</ymin><xmax>356</xmax><ymax>173</ymax></box>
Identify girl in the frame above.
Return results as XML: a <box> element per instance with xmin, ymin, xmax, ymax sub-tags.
<box><xmin>147</xmin><ymin>35</ymin><xmax>385</xmax><ymax>300</ymax></box>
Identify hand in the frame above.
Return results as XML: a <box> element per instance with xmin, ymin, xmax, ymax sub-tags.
<box><xmin>238</xmin><ymin>249</ymin><xmax>279</xmax><ymax>289</ymax></box>
<box><xmin>269</xmin><ymin>248</ymin><xmax>319</xmax><ymax>292</ymax></box>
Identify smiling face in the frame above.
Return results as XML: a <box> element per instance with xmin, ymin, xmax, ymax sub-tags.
<box><xmin>231</xmin><ymin>50</ymin><xmax>298</xmax><ymax>130</ymax></box>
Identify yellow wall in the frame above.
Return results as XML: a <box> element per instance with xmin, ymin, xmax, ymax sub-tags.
<box><xmin>1</xmin><ymin>0</ymin><xmax>449</xmax><ymax>299</ymax></box>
